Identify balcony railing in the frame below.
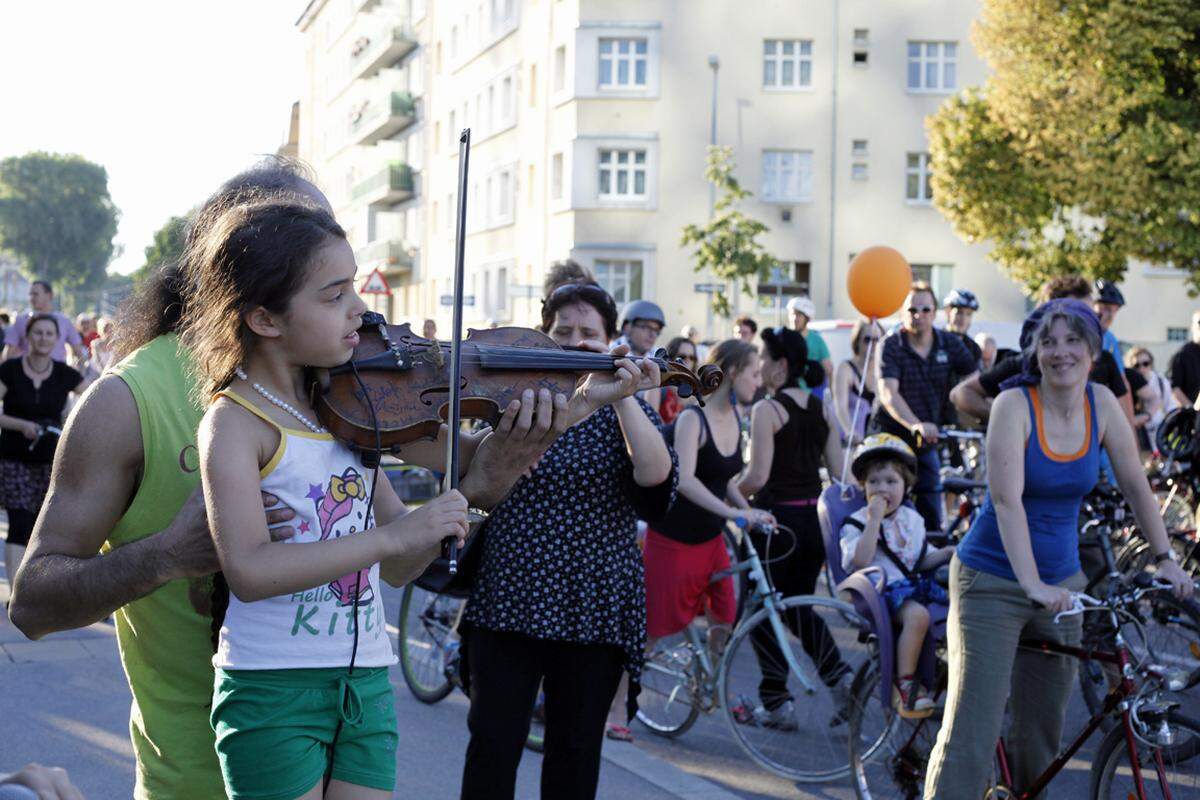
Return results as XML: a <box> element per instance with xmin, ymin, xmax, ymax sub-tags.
<box><xmin>354</xmin><ymin>238</ymin><xmax>414</xmax><ymax>271</ymax></box>
<box><xmin>349</xmin><ymin>24</ymin><xmax>416</xmax><ymax>81</ymax></box>
<box><xmin>351</xmin><ymin>163</ymin><xmax>416</xmax><ymax>207</ymax></box>
<box><xmin>348</xmin><ymin>91</ymin><xmax>416</xmax><ymax>146</ymax></box>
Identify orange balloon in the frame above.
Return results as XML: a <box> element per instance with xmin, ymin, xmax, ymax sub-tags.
<box><xmin>847</xmin><ymin>246</ymin><xmax>913</xmax><ymax>319</ymax></box>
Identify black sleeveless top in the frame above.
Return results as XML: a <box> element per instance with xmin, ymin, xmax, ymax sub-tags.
<box><xmin>757</xmin><ymin>391</ymin><xmax>827</xmax><ymax>506</ymax></box>
<box><xmin>653</xmin><ymin>406</ymin><xmax>743</xmax><ymax>545</ymax></box>
<box><xmin>847</xmin><ymin>361</ymin><xmax>876</xmax><ymax>404</ymax></box>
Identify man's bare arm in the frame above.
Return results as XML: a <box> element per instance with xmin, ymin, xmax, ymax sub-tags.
<box><xmin>951</xmin><ymin>374</ymin><xmax>993</xmax><ymax>420</ymax></box>
<box><xmin>8</xmin><ymin>376</ymin><xmax>206</xmax><ymax>639</ymax></box>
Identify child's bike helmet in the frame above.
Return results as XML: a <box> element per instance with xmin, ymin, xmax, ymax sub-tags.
<box><xmin>851</xmin><ymin>433</ymin><xmax>918</xmax><ymax>482</ymax></box>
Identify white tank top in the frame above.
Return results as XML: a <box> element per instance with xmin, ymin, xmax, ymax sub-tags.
<box><xmin>212</xmin><ymin>390</ymin><xmax>396</xmax><ymax>670</ymax></box>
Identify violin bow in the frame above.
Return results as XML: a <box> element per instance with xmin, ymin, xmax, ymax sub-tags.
<box><xmin>443</xmin><ymin>127</ymin><xmax>472</xmax><ymax>574</ymax></box>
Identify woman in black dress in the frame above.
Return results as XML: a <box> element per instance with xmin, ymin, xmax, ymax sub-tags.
<box><xmin>738</xmin><ymin>326</ymin><xmax>851</xmax><ymax>727</ymax></box>
<box><xmin>460</xmin><ymin>265</ymin><xmax>676</xmax><ymax>800</ymax></box>
<box><xmin>0</xmin><ymin>314</ymin><xmax>94</xmax><ymax>587</ymax></box>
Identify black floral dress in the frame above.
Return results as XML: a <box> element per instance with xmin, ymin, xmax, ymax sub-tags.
<box><xmin>464</xmin><ymin>401</ymin><xmax>677</xmax><ymax>682</ymax></box>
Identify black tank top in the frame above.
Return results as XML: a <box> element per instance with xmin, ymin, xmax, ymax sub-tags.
<box><xmin>758</xmin><ymin>392</ymin><xmax>827</xmax><ymax>505</ymax></box>
<box><xmin>847</xmin><ymin>361</ymin><xmax>876</xmax><ymax>404</ymax></box>
<box><xmin>653</xmin><ymin>406</ymin><xmax>744</xmax><ymax>544</ymax></box>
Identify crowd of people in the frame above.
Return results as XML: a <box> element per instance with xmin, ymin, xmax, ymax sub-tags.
<box><xmin>1</xmin><ymin>155</ymin><xmax>1196</xmax><ymax>800</ymax></box>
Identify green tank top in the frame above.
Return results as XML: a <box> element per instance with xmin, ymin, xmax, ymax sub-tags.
<box><xmin>103</xmin><ymin>334</ymin><xmax>224</xmax><ymax>799</ymax></box>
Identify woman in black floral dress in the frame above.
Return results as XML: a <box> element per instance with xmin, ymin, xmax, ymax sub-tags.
<box><xmin>460</xmin><ymin>264</ymin><xmax>677</xmax><ymax>800</ymax></box>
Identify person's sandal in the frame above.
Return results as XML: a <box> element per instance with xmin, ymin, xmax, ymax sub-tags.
<box><xmin>605</xmin><ymin>723</ymin><xmax>634</xmax><ymax>742</ymax></box>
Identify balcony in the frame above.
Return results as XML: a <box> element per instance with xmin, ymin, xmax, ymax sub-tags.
<box><xmin>348</xmin><ymin>91</ymin><xmax>416</xmax><ymax>146</ymax></box>
<box><xmin>355</xmin><ymin>238</ymin><xmax>414</xmax><ymax>273</ymax></box>
<box><xmin>349</xmin><ymin>24</ymin><xmax>416</xmax><ymax>81</ymax></box>
<box><xmin>352</xmin><ymin>163</ymin><xmax>416</xmax><ymax>207</ymax></box>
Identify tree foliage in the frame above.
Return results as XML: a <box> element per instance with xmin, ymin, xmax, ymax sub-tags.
<box><xmin>0</xmin><ymin>152</ymin><xmax>119</xmax><ymax>291</ymax></box>
<box><xmin>927</xmin><ymin>0</ymin><xmax>1200</xmax><ymax>294</ymax></box>
<box><xmin>680</xmin><ymin>146</ymin><xmax>777</xmax><ymax>317</ymax></box>
<box><xmin>134</xmin><ymin>214</ymin><xmax>188</xmax><ymax>284</ymax></box>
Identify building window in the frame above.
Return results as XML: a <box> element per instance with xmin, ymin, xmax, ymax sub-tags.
<box><xmin>598</xmin><ymin>149</ymin><xmax>647</xmax><ymax>198</ymax></box>
<box><xmin>495</xmin><ymin>265</ymin><xmax>508</xmax><ymax>316</ymax></box>
<box><xmin>851</xmin><ymin>163</ymin><xmax>868</xmax><ymax>181</ymax></box>
<box><xmin>527</xmin><ymin>164</ymin><xmax>535</xmax><ymax>207</ymax></box>
<box><xmin>432</xmin><ymin>200</ymin><xmax>439</xmax><ymax>230</ymax></box>
<box><xmin>1168</xmin><ymin>327</ymin><xmax>1189</xmax><ymax>342</ymax></box>
<box><xmin>906</xmin><ymin>152</ymin><xmax>933</xmax><ymax>203</ymax></box>
<box><xmin>910</xmin><ymin>263</ymin><xmax>954</xmax><ymax>300</ymax></box>
<box><xmin>763</xmin><ymin>39</ymin><xmax>813</xmax><ymax>89</ymax></box>
<box><xmin>907</xmin><ymin>41</ymin><xmax>957</xmax><ymax>91</ymax></box>
<box><xmin>595</xmin><ymin>259</ymin><xmax>643</xmax><ymax>306</ymax></box>
<box><xmin>551</xmin><ymin>152</ymin><xmax>564</xmax><ymax>200</ymax></box>
<box><xmin>762</xmin><ymin>150</ymin><xmax>814</xmax><ymax>202</ymax></box>
<box><xmin>448</xmin><ymin>111</ymin><xmax>456</xmax><ymax>146</ymax></box>
<box><xmin>851</xmin><ymin>139</ymin><xmax>868</xmax><ymax>157</ymax></box>
<box><xmin>598</xmin><ymin>38</ymin><xmax>647</xmax><ymax>88</ymax></box>
<box><xmin>497</xmin><ymin>168</ymin><xmax>512</xmax><ymax>219</ymax></box>
<box><xmin>450</xmin><ymin>26</ymin><xmax>459</xmax><ymax>59</ymax></box>
<box><xmin>502</xmin><ymin>76</ymin><xmax>513</xmax><ymax>118</ymax></box>
<box><xmin>529</xmin><ymin>63</ymin><xmax>538</xmax><ymax>106</ymax></box>
<box><xmin>553</xmin><ymin>45</ymin><xmax>566</xmax><ymax>92</ymax></box>
<box><xmin>436</xmin><ymin>41</ymin><xmax>443</xmax><ymax>72</ymax></box>
<box><xmin>434</xmin><ymin>121</ymin><xmax>441</xmax><ymax>153</ymax></box>
<box><xmin>852</xmin><ymin>29</ymin><xmax>869</xmax><ymax>65</ymax></box>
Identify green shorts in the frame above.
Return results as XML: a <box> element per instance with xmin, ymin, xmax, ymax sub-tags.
<box><xmin>211</xmin><ymin>667</ymin><xmax>397</xmax><ymax>800</ymax></box>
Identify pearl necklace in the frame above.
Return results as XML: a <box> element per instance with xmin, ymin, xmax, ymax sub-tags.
<box><xmin>234</xmin><ymin>367</ymin><xmax>327</xmax><ymax>434</ymax></box>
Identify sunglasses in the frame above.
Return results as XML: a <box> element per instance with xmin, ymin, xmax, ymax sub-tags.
<box><xmin>907</xmin><ymin>306</ymin><xmax>935</xmax><ymax>315</ymax></box>
<box><xmin>1136</xmin><ymin>360</ymin><xmax>1152</xmax><ymax>368</ymax></box>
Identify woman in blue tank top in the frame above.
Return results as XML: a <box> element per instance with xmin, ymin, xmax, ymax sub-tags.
<box><xmin>925</xmin><ymin>300</ymin><xmax>1193</xmax><ymax>799</ymax></box>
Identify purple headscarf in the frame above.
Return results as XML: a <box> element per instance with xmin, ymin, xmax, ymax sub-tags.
<box><xmin>998</xmin><ymin>298</ymin><xmax>1104</xmax><ymax>390</ymax></box>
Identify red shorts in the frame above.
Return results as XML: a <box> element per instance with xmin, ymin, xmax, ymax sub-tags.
<box><xmin>643</xmin><ymin>528</ymin><xmax>737</xmax><ymax>639</ymax></box>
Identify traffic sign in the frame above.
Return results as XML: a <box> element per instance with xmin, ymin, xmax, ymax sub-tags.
<box><xmin>439</xmin><ymin>294</ymin><xmax>476</xmax><ymax>306</ymax></box>
<box><xmin>694</xmin><ymin>282</ymin><xmax>723</xmax><ymax>293</ymax></box>
<box><xmin>360</xmin><ymin>268</ymin><xmax>391</xmax><ymax>295</ymax></box>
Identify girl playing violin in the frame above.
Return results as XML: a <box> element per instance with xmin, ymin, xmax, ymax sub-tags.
<box><xmin>182</xmin><ymin>196</ymin><xmax>470</xmax><ymax>800</ymax></box>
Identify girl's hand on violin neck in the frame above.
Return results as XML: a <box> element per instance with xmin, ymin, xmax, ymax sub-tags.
<box><xmin>387</xmin><ymin>489</ymin><xmax>469</xmax><ymax>553</ymax></box>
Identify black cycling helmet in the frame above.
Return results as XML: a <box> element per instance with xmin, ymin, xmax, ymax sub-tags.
<box><xmin>617</xmin><ymin>299</ymin><xmax>666</xmax><ymax>329</ymax></box>
<box><xmin>943</xmin><ymin>288</ymin><xmax>979</xmax><ymax>311</ymax></box>
<box><xmin>1094</xmin><ymin>280</ymin><xmax>1125</xmax><ymax>307</ymax></box>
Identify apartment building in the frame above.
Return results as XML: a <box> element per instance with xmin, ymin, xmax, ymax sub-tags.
<box><xmin>296</xmin><ymin>0</ymin><xmax>1195</xmax><ymax>356</ymax></box>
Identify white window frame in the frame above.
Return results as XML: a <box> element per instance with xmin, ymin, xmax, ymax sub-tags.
<box><xmin>906</xmin><ymin>41</ymin><xmax>957</xmax><ymax>93</ymax></box>
<box><xmin>763</xmin><ymin>39</ymin><xmax>814</xmax><ymax>90</ymax></box>
<box><xmin>597</xmin><ymin>149</ymin><xmax>647</xmax><ymax>199</ymax></box>
<box><xmin>906</xmin><ymin>152</ymin><xmax>934</xmax><ymax>204</ymax></box>
<box><xmin>593</xmin><ymin>259</ymin><xmax>644</xmax><ymax>307</ymax></box>
<box><xmin>553</xmin><ymin>45</ymin><xmax>567</xmax><ymax>93</ymax></box>
<box><xmin>550</xmin><ymin>152</ymin><xmax>564</xmax><ymax>203</ymax></box>
<box><xmin>761</xmin><ymin>150</ymin><xmax>814</xmax><ymax>203</ymax></box>
<box><xmin>598</xmin><ymin>37</ymin><xmax>648</xmax><ymax>89</ymax></box>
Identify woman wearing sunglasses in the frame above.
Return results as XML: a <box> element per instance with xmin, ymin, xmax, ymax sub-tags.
<box><xmin>833</xmin><ymin>318</ymin><xmax>885</xmax><ymax>447</ymax></box>
<box><xmin>1125</xmin><ymin>346</ymin><xmax>1176</xmax><ymax>450</ymax></box>
<box><xmin>644</xmin><ymin>336</ymin><xmax>698</xmax><ymax>425</ymax></box>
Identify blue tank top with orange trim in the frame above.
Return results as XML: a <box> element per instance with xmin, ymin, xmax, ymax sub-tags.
<box><xmin>957</xmin><ymin>384</ymin><xmax>1100</xmax><ymax>584</ymax></box>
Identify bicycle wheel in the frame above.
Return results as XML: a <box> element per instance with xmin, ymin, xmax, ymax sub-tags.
<box><xmin>1090</xmin><ymin>710</ymin><xmax>1200</xmax><ymax>798</ymax></box>
<box><xmin>718</xmin><ymin>595</ymin><xmax>881</xmax><ymax>782</ymax></box>
<box><xmin>397</xmin><ymin>584</ymin><xmax>462</xmax><ymax>704</ymax></box>
<box><xmin>848</xmin><ymin>655</ymin><xmax>945</xmax><ymax>800</ymax></box>
<box><xmin>636</xmin><ymin>632</ymin><xmax>702</xmax><ymax>738</ymax></box>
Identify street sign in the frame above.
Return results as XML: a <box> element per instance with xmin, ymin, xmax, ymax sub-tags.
<box><xmin>360</xmin><ymin>268</ymin><xmax>391</xmax><ymax>295</ymax></box>
<box><xmin>439</xmin><ymin>294</ymin><xmax>476</xmax><ymax>306</ymax></box>
<box><xmin>694</xmin><ymin>282</ymin><xmax>723</xmax><ymax>293</ymax></box>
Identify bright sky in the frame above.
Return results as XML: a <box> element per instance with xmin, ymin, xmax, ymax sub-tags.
<box><xmin>0</xmin><ymin>2</ymin><xmax>305</xmax><ymax>275</ymax></box>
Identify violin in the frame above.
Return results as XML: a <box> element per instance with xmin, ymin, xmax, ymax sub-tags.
<box><xmin>313</xmin><ymin>311</ymin><xmax>723</xmax><ymax>458</ymax></box>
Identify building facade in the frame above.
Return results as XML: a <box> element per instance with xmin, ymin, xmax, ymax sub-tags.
<box><xmin>295</xmin><ymin>0</ymin><xmax>1194</xmax><ymax>357</ymax></box>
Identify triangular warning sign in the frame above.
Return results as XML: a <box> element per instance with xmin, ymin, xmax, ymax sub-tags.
<box><xmin>360</xmin><ymin>268</ymin><xmax>391</xmax><ymax>295</ymax></box>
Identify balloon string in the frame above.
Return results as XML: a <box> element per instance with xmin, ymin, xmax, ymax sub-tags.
<box><xmin>838</xmin><ymin>322</ymin><xmax>876</xmax><ymax>488</ymax></box>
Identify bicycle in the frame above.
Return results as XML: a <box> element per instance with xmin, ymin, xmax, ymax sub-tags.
<box><xmin>395</xmin><ymin>582</ymin><xmax>545</xmax><ymax>752</ymax></box>
<box><xmin>635</xmin><ymin>519</ymin><xmax>885</xmax><ymax>783</ymax></box>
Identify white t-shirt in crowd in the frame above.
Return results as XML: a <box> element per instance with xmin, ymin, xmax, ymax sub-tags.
<box><xmin>839</xmin><ymin>504</ymin><xmax>927</xmax><ymax>584</ymax></box>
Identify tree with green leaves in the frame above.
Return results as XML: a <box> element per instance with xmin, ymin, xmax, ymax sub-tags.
<box><xmin>134</xmin><ymin>214</ymin><xmax>188</xmax><ymax>284</ymax></box>
<box><xmin>0</xmin><ymin>152</ymin><xmax>119</xmax><ymax>292</ymax></box>
<box><xmin>927</xmin><ymin>0</ymin><xmax>1200</xmax><ymax>295</ymax></box>
<box><xmin>680</xmin><ymin>146</ymin><xmax>777</xmax><ymax>316</ymax></box>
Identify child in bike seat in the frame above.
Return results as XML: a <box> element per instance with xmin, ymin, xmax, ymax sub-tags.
<box><xmin>839</xmin><ymin>434</ymin><xmax>955</xmax><ymax>718</ymax></box>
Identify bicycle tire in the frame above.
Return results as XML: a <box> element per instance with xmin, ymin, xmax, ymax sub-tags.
<box><xmin>718</xmin><ymin>595</ymin><xmax>875</xmax><ymax>783</ymax></box>
<box><xmin>397</xmin><ymin>584</ymin><xmax>458</xmax><ymax>704</ymax></box>
<box><xmin>1090</xmin><ymin>710</ymin><xmax>1200</xmax><ymax>798</ymax></box>
<box><xmin>636</xmin><ymin>636</ymin><xmax>702</xmax><ymax>738</ymax></box>
<box><xmin>848</xmin><ymin>655</ymin><xmax>944</xmax><ymax>800</ymax></box>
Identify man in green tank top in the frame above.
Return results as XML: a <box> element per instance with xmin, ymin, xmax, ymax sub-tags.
<box><xmin>8</xmin><ymin>161</ymin><xmax>585</xmax><ymax>799</ymax></box>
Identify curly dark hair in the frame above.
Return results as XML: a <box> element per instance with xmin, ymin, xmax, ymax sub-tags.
<box><xmin>111</xmin><ymin>156</ymin><xmax>325</xmax><ymax>360</ymax></box>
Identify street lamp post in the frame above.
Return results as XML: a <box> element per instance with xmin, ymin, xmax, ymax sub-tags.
<box><xmin>707</xmin><ymin>54</ymin><xmax>720</xmax><ymax>338</ymax></box>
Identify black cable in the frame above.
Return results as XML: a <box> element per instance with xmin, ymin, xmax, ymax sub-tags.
<box><xmin>324</xmin><ymin>360</ymin><xmax>382</xmax><ymax>791</ymax></box>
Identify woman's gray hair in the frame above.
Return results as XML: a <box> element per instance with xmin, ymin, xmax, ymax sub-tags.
<box><xmin>1023</xmin><ymin>309</ymin><xmax>1102</xmax><ymax>366</ymax></box>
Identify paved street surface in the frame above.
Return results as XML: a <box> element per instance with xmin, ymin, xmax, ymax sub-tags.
<box><xmin>2</xmin><ymin>542</ymin><xmax>1098</xmax><ymax>799</ymax></box>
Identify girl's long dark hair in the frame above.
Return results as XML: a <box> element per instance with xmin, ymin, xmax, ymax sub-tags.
<box><xmin>760</xmin><ymin>326</ymin><xmax>824</xmax><ymax>389</ymax></box>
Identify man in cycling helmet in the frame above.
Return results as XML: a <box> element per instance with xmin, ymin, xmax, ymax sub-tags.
<box><xmin>615</xmin><ymin>299</ymin><xmax>665</xmax><ymax>356</ymax></box>
<box><xmin>943</xmin><ymin>288</ymin><xmax>982</xmax><ymax>366</ymax></box>
<box><xmin>785</xmin><ymin>295</ymin><xmax>832</xmax><ymax>392</ymax></box>
<box><xmin>1093</xmin><ymin>280</ymin><xmax>1125</xmax><ymax>364</ymax></box>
